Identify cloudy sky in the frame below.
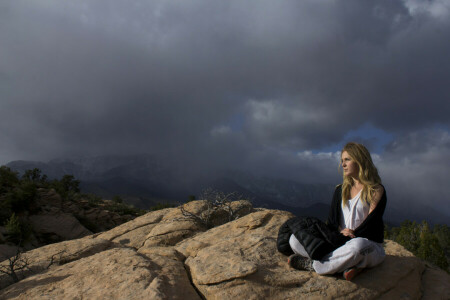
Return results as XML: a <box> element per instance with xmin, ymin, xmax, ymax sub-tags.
<box><xmin>1</xmin><ymin>0</ymin><xmax>449</xmax><ymax>215</ymax></box>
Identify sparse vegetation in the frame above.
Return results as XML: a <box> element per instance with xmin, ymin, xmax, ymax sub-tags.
<box><xmin>0</xmin><ymin>167</ymin><xmax>39</xmax><ymax>224</ymax></box>
<box><xmin>385</xmin><ymin>220</ymin><xmax>449</xmax><ymax>272</ymax></box>
<box><xmin>5</xmin><ymin>213</ymin><xmax>31</xmax><ymax>246</ymax></box>
<box><xmin>22</xmin><ymin>168</ymin><xmax>47</xmax><ymax>184</ymax></box>
<box><xmin>180</xmin><ymin>188</ymin><xmax>252</xmax><ymax>229</ymax></box>
<box><xmin>0</xmin><ymin>246</ymin><xmax>66</xmax><ymax>283</ymax></box>
<box><xmin>50</xmin><ymin>175</ymin><xmax>80</xmax><ymax>200</ymax></box>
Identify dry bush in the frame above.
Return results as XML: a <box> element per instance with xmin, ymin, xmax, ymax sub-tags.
<box><xmin>180</xmin><ymin>188</ymin><xmax>252</xmax><ymax>229</ymax></box>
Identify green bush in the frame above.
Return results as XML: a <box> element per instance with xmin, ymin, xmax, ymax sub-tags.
<box><xmin>50</xmin><ymin>175</ymin><xmax>80</xmax><ymax>200</ymax></box>
<box><xmin>5</xmin><ymin>213</ymin><xmax>31</xmax><ymax>245</ymax></box>
<box><xmin>0</xmin><ymin>199</ymin><xmax>12</xmax><ymax>225</ymax></box>
<box><xmin>22</xmin><ymin>168</ymin><xmax>48</xmax><ymax>184</ymax></box>
<box><xmin>0</xmin><ymin>182</ymin><xmax>38</xmax><ymax>224</ymax></box>
<box><xmin>0</xmin><ymin>166</ymin><xmax>20</xmax><ymax>193</ymax></box>
<box><xmin>386</xmin><ymin>220</ymin><xmax>449</xmax><ymax>272</ymax></box>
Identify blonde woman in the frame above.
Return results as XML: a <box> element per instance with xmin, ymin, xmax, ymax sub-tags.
<box><xmin>278</xmin><ymin>142</ymin><xmax>386</xmax><ymax>281</ymax></box>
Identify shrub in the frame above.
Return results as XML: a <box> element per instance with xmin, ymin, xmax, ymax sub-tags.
<box><xmin>50</xmin><ymin>175</ymin><xmax>80</xmax><ymax>200</ymax></box>
<box><xmin>385</xmin><ymin>220</ymin><xmax>449</xmax><ymax>272</ymax></box>
<box><xmin>180</xmin><ymin>188</ymin><xmax>252</xmax><ymax>229</ymax></box>
<box><xmin>5</xmin><ymin>213</ymin><xmax>31</xmax><ymax>246</ymax></box>
<box><xmin>22</xmin><ymin>168</ymin><xmax>48</xmax><ymax>184</ymax></box>
<box><xmin>0</xmin><ymin>166</ymin><xmax>20</xmax><ymax>193</ymax></box>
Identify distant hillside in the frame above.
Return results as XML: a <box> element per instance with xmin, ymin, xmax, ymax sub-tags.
<box><xmin>6</xmin><ymin>155</ymin><xmax>334</xmax><ymax>209</ymax></box>
<box><xmin>6</xmin><ymin>155</ymin><xmax>450</xmax><ymax>226</ymax></box>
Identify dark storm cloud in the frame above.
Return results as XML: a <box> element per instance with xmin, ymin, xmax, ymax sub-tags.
<box><xmin>0</xmin><ymin>0</ymin><xmax>449</xmax><ymax>196</ymax></box>
<box><xmin>376</xmin><ymin>128</ymin><xmax>450</xmax><ymax>215</ymax></box>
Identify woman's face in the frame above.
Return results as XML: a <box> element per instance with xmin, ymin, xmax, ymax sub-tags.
<box><xmin>341</xmin><ymin>151</ymin><xmax>359</xmax><ymax>178</ymax></box>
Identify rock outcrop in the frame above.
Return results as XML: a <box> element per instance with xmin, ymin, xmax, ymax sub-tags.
<box><xmin>1</xmin><ymin>201</ymin><xmax>449</xmax><ymax>299</ymax></box>
<box><xmin>0</xmin><ymin>189</ymin><xmax>139</xmax><ymax>254</ymax></box>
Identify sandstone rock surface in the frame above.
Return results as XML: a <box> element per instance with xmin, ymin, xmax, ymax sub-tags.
<box><xmin>1</xmin><ymin>201</ymin><xmax>449</xmax><ymax>299</ymax></box>
<box><xmin>0</xmin><ymin>237</ymin><xmax>118</xmax><ymax>290</ymax></box>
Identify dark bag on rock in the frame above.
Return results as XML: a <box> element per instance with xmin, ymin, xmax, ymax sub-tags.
<box><xmin>277</xmin><ymin>216</ymin><xmax>350</xmax><ymax>260</ymax></box>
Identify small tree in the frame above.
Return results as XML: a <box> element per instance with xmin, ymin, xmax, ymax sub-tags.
<box><xmin>386</xmin><ymin>220</ymin><xmax>450</xmax><ymax>272</ymax></box>
<box><xmin>22</xmin><ymin>168</ymin><xmax>48</xmax><ymax>184</ymax></box>
<box><xmin>51</xmin><ymin>174</ymin><xmax>80</xmax><ymax>199</ymax></box>
<box><xmin>0</xmin><ymin>246</ymin><xmax>31</xmax><ymax>283</ymax></box>
<box><xmin>0</xmin><ymin>246</ymin><xmax>66</xmax><ymax>284</ymax></box>
<box><xmin>5</xmin><ymin>213</ymin><xmax>31</xmax><ymax>246</ymax></box>
<box><xmin>0</xmin><ymin>166</ymin><xmax>19</xmax><ymax>193</ymax></box>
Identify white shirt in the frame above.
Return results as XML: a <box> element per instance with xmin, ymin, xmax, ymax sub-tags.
<box><xmin>340</xmin><ymin>189</ymin><xmax>369</xmax><ymax>231</ymax></box>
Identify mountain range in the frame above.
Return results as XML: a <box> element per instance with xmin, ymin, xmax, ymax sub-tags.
<box><xmin>6</xmin><ymin>154</ymin><xmax>449</xmax><ymax>226</ymax></box>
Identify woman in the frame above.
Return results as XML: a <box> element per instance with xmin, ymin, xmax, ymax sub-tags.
<box><xmin>287</xmin><ymin>142</ymin><xmax>387</xmax><ymax>281</ymax></box>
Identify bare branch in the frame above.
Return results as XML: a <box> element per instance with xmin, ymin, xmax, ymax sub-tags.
<box><xmin>180</xmin><ymin>205</ymin><xmax>207</xmax><ymax>228</ymax></box>
<box><xmin>179</xmin><ymin>188</ymin><xmax>252</xmax><ymax>229</ymax></box>
<box><xmin>46</xmin><ymin>250</ymin><xmax>66</xmax><ymax>269</ymax></box>
<box><xmin>0</xmin><ymin>245</ymin><xmax>29</xmax><ymax>283</ymax></box>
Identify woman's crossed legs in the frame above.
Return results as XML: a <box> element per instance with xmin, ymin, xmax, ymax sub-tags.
<box><xmin>289</xmin><ymin>234</ymin><xmax>385</xmax><ymax>275</ymax></box>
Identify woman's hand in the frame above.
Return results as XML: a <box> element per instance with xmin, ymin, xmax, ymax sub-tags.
<box><xmin>340</xmin><ymin>228</ymin><xmax>355</xmax><ymax>238</ymax></box>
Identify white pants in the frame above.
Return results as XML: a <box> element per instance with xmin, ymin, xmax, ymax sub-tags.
<box><xmin>289</xmin><ymin>234</ymin><xmax>385</xmax><ymax>275</ymax></box>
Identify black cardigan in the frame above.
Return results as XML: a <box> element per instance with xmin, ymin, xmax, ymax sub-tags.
<box><xmin>327</xmin><ymin>184</ymin><xmax>387</xmax><ymax>243</ymax></box>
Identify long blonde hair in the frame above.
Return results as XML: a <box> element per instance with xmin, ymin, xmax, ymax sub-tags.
<box><xmin>340</xmin><ymin>142</ymin><xmax>381</xmax><ymax>207</ymax></box>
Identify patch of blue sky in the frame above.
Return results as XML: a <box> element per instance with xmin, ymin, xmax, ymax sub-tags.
<box><xmin>226</xmin><ymin>112</ymin><xmax>246</xmax><ymax>132</ymax></box>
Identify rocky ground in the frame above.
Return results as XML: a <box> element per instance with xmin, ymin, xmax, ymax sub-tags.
<box><xmin>1</xmin><ymin>200</ymin><xmax>449</xmax><ymax>299</ymax></box>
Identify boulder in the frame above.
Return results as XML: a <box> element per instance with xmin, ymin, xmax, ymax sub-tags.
<box><xmin>1</xmin><ymin>204</ymin><xmax>449</xmax><ymax>300</ymax></box>
<box><xmin>34</xmin><ymin>189</ymin><xmax>63</xmax><ymax>210</ymax></box>
<box><xmin>28</xmin><ymin>213</ymin><xmax>92</xmax><ymax>242</ymax></box>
